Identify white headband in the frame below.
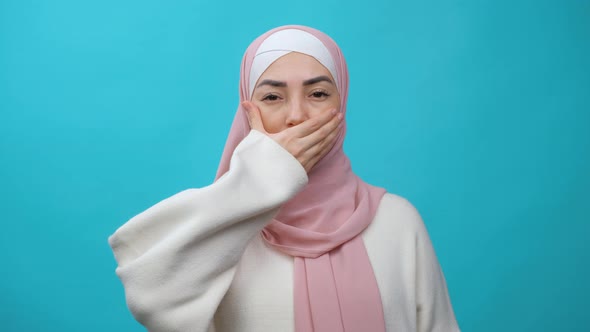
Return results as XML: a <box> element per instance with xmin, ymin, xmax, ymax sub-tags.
<box><xmin>248</xmin><ymin>29</ymin><xmax>338</xmax><ymax>98</ymax></box>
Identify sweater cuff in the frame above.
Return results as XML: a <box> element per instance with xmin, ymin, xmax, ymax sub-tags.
<box><xmin>230</xmin><ymin>129</ymin><xmax>308</xmax><ymax>196</ymax></box>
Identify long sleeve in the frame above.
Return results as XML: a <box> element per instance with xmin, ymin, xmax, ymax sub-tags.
<box><xmin>411</xmin><ymin>201</ymin><xmax>461</xmax><ymax>332</ymax></box>
<box><xmin>108</xmin><ymin>130</ymin><xmax>308</xmax><ymax>332</ymax></box>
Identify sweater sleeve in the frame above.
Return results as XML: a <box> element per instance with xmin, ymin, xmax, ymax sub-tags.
<box><xmin>108</xmin><ymin>130</ymin><xmax>308</xmax><ymax>332</ymax></box>
<box><xmin>409</xmin><ymin>201</ymin><xmax>461</xmax><ymax>332</ymax></box>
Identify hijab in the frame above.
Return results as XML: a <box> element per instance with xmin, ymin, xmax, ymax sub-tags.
<box><xmin>215</xmin><ymin>25</ymin><xmax>387</xmax><ymax>332</ymax></box>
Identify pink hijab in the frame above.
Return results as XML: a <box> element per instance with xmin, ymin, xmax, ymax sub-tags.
<box><xmin>215</xmin><ymin>25</ymin><xmax>387</xmax><ymax>332</ymax></box>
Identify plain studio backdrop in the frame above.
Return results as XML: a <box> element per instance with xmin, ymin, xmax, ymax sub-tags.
<box><xmin>1</xmin><ymin>0</ymin><xmax>588</xmax><ymax>331</ymax></box>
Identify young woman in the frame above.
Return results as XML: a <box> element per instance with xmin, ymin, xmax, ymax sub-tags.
<box><xmin>109</xmin><ymin>25</ymin><xmax>461</xmax><ymax>332</ymax></box>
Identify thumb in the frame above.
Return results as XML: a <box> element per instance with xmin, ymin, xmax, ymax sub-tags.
<box><xmin>242</xmin><ymin>101</ymin><xmax>267</xmax><ymax>133</ymax></box>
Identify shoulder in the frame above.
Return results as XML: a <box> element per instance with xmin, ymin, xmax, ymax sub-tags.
<box><xmin>377</xmin><ymin>193</ymin><xmax>425</xmax><ymax>229</ymax></box>
<box><xmin>366</xmin><ymin>193</ymin><xmax>429</xmax><ymax>240</ymax></box>
<box><xmin>377</xmin><ymin>193</ymin><xmax>420</xmax><ymax>216</ymax></box>
<box><xmin>363</xmin><ymin>193</ymin><xmax>432</xmax><ymax>287</ymax></box>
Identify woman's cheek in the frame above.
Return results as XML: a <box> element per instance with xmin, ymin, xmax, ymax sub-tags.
<box><xmin>310</xmin><ymin>102</ymin><xmax>339</xmax><ymax>117</ymax></box>
<box><xmin>259</xmin><ymin>108</ymin><xmax>285</xmax><ymax>133</ymax></box>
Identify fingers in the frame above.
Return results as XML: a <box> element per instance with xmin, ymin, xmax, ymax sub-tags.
<box><xmin>291</xmin><ymin>108</ymin><xmax>340</xmax><ymax>138</ymax></box>
<box><xmin>242</xmin><ymin>101</ymin><xmax>267</xmax><ymax>134</ymax></box>
<box><xmin>278</xmin><ymin>109</ymin><xmax>342</xmax><ymax>168</ymax></box>
<box><xmin>299</xmin><ymin>109</ymin><xmax>343</xmax><ymax>149</ymax></box>
<box><xmin>302</xmin><ymin>118</ymin><xmax>342</xmax><ymax>171</ymax></box>
<box><xmin>240</xmin><ymin>103</ymin><xmax>343</xmax><ymax>173</ymax></box>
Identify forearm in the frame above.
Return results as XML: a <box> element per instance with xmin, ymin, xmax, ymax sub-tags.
<box><xmin>108</xmin><ymin>130</ymin><xmax>308</xmax><ymax>332</ymax></box>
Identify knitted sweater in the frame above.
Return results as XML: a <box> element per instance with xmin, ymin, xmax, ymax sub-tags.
<box><xmin>109</xmin><ymin>130</ymin><xmax>461</xmax><ymax>332</ymax></box>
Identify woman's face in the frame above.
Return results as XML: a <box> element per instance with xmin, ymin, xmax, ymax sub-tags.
<box><xmin>250</xmin><ymin>52</ymin><xmax>341</xmax><ymax>134</ymax></box>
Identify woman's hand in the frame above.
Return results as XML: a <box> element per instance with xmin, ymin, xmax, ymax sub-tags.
<box><xmin>242</xmin><ymin>101</ymin><xmax>343</xmax><ymax>173</ymax></box>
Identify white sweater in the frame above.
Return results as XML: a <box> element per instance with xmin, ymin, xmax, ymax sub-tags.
<box><xmin>109</xmin><ymin>130</ymin><xmax>461</xmax><ymax>332</ymax></box>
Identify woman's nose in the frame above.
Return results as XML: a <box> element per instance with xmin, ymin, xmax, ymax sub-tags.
<box><xmin>286</xmin><ymin>98</ymin><xmax>309</xmax><ymax>127</ymax></box>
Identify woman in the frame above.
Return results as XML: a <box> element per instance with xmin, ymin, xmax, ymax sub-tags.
<box><xmin>109</xmin><ymin>25</ymin><xmax>461</xmax><ymax>332</ymax></box>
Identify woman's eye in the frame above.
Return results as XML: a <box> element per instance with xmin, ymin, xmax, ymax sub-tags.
<box><xmin>311</xmin><ymin>91</ymin><xmax>330</xmax><ymax>98</ymax></box>
<box><xmin>261</xmin><ymin>94</ymin><xmax>280</xmax><ymax>101</ymax></box>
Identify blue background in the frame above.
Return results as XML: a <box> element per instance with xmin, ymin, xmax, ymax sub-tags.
<box><xmin>1</xmin><ymin>0</ymin><xmax>588</xmax><ymax>331</ymax></box>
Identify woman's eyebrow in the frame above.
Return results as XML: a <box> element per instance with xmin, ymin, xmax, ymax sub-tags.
<box><xmin>256</xmin><ymin>79</ymin><xmax>287</xmax><ymax>88</ymax></box>
<box><xmin>257</xmin><ymin>76</ymin><xmax>334</xmax><ymax>89</ymax></box>
<box><xmin>303</xmin><ymin>75</ymin><xmax>334</xmax><ymax>86</ymax></box>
